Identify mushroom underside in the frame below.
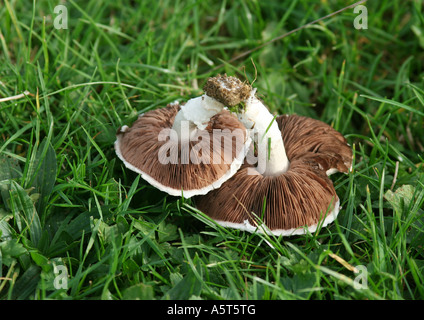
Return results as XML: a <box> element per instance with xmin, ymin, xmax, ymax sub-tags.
<box><xmin>278</xmin><ymin>114</ymin><xmax>353</xmax><ymax>175</ymax></box>
<box><xmin>115</xmin><ymin>103</ymin><xmax>249</xmax><ymax>198</ymax></box>
<box><xmin>195</xmin><ymin>114</ymin><xmax>353</xmax><ymax>235</ymax></box>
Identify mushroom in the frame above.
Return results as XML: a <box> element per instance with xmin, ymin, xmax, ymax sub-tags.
<box><xmin>114</xmin><ymin>76</ymin><xmax>252</xmax><ymax>198</ymax></box>
<box><xmin>195</xmin><ymin>83</ymin><xmax>353</xmax><ymax>236</ymax></box>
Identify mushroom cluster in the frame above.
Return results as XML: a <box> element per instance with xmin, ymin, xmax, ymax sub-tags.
<box><xmin>115</xmin><ymin>74</ymin><xmax>352</xmax><ymax>236</ymax></box>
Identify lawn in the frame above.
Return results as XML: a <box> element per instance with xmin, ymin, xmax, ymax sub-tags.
<box><xmin>0</xmin><ymin>0</ymin><xmax>423</xmax><ymax>301</ymax></box>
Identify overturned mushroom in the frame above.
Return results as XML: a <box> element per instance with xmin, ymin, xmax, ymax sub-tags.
<box><xmin>114</xmin><ymin>76</ymin><xmax>252</xmax><ymax>198</ymax></box>
<box><xmin>196</xmin><ymin>83</ymin><xmax>353</xmax><ymax>236</ymax></box>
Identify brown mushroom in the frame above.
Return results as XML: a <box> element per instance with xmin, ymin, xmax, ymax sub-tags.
<box><xmin>195</xmin><ymin>87</ymin><xmax>353</xmax><ymax>236</ymax></box>
<box><xmin>114</xmin><ymin>78</ymin><xmax>252</xmax><ymax>198</ymax></box>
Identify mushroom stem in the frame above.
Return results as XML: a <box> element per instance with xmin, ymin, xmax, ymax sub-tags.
<box><xmin>238</xmin><ymin>89</ymin><xmax>290</xmax><ymax>176</ymax></box>
<box><xmin>171</xmin><ymin>94</ymin><xmax>225</xmax><ymax>141</ymax></box>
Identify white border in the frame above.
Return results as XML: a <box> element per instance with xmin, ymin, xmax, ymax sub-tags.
<box><xmin>212</xmin><ymin>198</ymin><xmax>340</xmax><ymax>237</ymax></box>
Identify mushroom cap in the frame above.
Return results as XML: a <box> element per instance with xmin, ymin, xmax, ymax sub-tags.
<box><xmin>115</xmin><ymin>103</ymin><xmax>250</xmax><ymax>198</ymax></box>
<box><xmin>278</xmin><ymin>114</ymin><xmax>353</xmax><ymax>175</ymax></box>
<box><xmin>195</xmin><ymin>114</ymin><xmax>353</xmax><ymax>236</ymax></box>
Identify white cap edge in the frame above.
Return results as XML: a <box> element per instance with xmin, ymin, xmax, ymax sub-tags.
<box><xmin>211</xmin><ymin>198</ymin><xmax>341</xmax><ymax>237</ymax></box>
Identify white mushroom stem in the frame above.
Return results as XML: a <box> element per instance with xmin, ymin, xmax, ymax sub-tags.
<box><xmin>172</xmin><ymin>94</ymin><xmax>225</xmax><ymax>141</ymax></box>
<box><xmin>238</xmin><ymin>89</ymin><xmax>290</xmax><ymax>176</ymax></box>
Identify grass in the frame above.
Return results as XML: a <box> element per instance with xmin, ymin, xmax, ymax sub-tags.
<box><xmin>0</xmin><ymin>0</ymin><xmax>423</xmax><ymax>300</ymax></box>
